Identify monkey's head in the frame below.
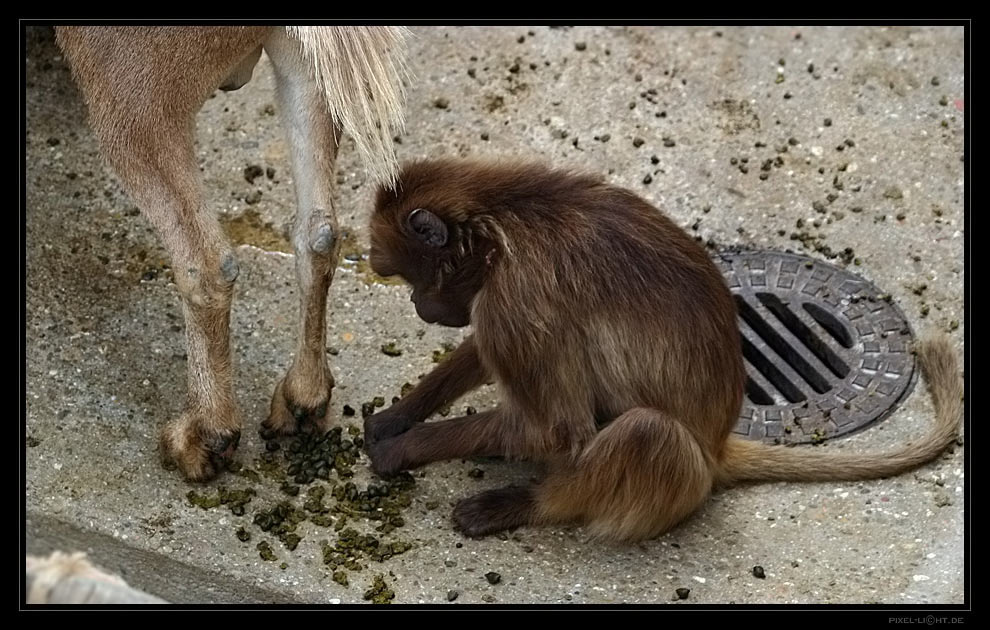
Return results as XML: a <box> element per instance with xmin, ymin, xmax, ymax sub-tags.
<box><xmin>369</xmin><ymin>160</ymin><xmax>501</xmax><ymax>328</ymax></box>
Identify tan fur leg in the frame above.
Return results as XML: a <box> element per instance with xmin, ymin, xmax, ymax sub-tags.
<box><xmin>125</xmin><ymin>134</ymin><xmax>242</xmax><ymax>481</ymax></box>
<box><xmin>260</xmin><ymin>30</ymin><xmax>342</xmax><ymax>438</ymax></box>
<box><xmin>56</xmin><ymin>27</ymin><xmax>271</xmax><ymax>481</ymax></box>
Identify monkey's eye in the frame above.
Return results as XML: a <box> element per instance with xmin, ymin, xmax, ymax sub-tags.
<box><xmin>407</xmin><ymin>208</ymin><xmax>449</xmax><ymax>248</ymax></box>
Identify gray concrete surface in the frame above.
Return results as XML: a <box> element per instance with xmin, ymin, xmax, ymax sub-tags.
<box><xmin>25</xmin><ymin>25</ymin><xmax>965</xmax><ymax>604</ymax></box>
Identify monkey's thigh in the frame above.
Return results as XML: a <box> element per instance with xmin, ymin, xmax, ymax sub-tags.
<box><xmin>535</xmin><ymin>408</ymin><xmax>713</xmax><ymax>542</ymax></box>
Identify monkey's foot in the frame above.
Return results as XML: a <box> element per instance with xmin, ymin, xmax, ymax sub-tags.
<box><xmin>452</xmin><ymin>486</ymin><xmax>536</xmax><ymax>538</ymax></box>
<box><xmin>160</xmin><ymin>415</ymin><xmax>241</xmax><ymax>482</ymax></box>
<box><xmin>363</xmin><ymin>409</ymin><xmax>415</xmax><ymax>445</ymax></box>
<box><xmin>261</xmin><ymin>375</ymin><xmax>333</xmax><ymax>439</ymax></box>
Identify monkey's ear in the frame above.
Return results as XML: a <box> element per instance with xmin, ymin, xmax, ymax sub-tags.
<box><xmin>407</xmin><ymin>208</ymin><xmax>449</xmax><ymax>248</ymax></box>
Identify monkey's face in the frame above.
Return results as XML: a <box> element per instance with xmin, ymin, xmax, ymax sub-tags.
<box><xmin>370</xmin><ymin>207</ymin><xmax>482</xmax><ymax>328</ymax></box>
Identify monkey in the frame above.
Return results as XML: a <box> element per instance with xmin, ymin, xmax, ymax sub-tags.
<box><xmin>362</xmin><ymin>158</ymin><xmax>963</xmax><ymax>542</ymax></box>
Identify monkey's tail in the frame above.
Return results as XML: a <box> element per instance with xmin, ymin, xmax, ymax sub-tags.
<box><xmin>286</xmin><ymin>26</ymin><xmax>410</xmax><ymax>188</ymax></box>
<box><xmin>715</xmin><ymin>335</ymin><xmax>963</xmax><ymax>485</ymax></box>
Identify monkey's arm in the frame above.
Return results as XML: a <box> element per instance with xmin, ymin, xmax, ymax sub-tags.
<box><xmin>366</xmin><ymin>409</ymin><xmax>507</xmax><ymax>476</ymax></box>
<box><xmin>364</xmin><ymin>335</ymin><xmax>489</xmax><ymax>443</ymax></box>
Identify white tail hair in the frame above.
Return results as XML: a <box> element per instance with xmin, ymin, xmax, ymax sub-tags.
<box><xmin>286</xmin><ymin>26</ymin><xmax>410</xmax><ymax>188</ymax></box>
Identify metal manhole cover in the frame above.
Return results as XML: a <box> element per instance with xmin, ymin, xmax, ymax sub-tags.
<box><xmin>714</xmin><ymin>250</ymin><xmax>918</xmax><ymax>445</ymax></box>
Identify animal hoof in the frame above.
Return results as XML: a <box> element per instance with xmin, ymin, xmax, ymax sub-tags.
<box><xmin>263</xmin><ymin>376</ymin><xmax>333</xmax><ymax>437</ymax></box>
<box><xmin>160</xmin><ymin>416</ymin><xmax>241</xmax><ymax>482</ymax></box>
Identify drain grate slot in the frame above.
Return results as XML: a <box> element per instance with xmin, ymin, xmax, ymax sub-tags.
<box><xmin>744</xmin><ymin>376</ymin><xmax>775</xmax><ymax>405</ymax></box>
<box><xmin>756</xmin><ymin>292</ymin><xmax>850</xmax><ymax>379</ymax></box>
<box><xmin>803</xmin><ymin>302</ymin><xmax>854</xmax><ymax>349</ymax></box>
<box><xmin>735</xmin><ymin>295</ymin><xmax>832</xmax><ymax>395</ymax></box>
<box><xmin>740</xmin><ymin>336</ymin><xmax>806</xmax><ymax>403</ymax></box>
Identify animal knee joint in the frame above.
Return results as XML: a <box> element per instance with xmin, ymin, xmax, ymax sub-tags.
<box><xmin>310</xmin><ymin>222</ymin><xmax>336</xmax><ymax>255</ymax></box>
<box><xmin>220</xmin><ymin>252</ymin><xmax>240</xmax><ymax>283</ymax></box>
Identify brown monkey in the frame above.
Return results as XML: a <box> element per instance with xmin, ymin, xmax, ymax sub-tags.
<box><xmin>363</xmin><ymin>159</ymin><xmax>963</xmax><ymax>542</ymax></box>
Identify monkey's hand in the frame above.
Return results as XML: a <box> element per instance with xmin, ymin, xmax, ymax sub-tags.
<box><xmin>364</xmin><ymin>408</ymin><xmax>415</xmax><ymax>445</ymax></box>
<box><xmin>365</xmin><ymin>434</ymin><xmax>409</xmax><ymax>477</ymax></box>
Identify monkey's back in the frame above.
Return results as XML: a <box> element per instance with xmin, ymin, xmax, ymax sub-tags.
<box><xmin>472</xmin><ymin>172</ymin><xmax>746</xmax><ymax>451</ymax></box>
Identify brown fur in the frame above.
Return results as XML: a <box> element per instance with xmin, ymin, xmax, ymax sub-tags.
<box><xmin>55</xmin><ymin>26</ymin><xmax>408</xmax><ymax>480</ymax></box>
<box><xmin>364</xmin><ymin>158</ymin><xmax>964</xmax><ymax>542</ymax></box>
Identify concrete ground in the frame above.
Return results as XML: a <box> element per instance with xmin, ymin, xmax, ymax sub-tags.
<box><xmin>24</xmin><ymin>25</ymin><xmax>965</xmax><ymax>604</ymax></box>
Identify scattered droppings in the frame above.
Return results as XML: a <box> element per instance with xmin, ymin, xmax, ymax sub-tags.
<box><xmin>187</xmin><ymin>486</ymin><xmax>256</xmax><ymax>516</ymax></box>
<box><xmin>447</xmin><ymin>589</ymin><xmax>459</xmax><ymax>601</ymax></box>
<box><xmin>675</xmin><ymin>587</ymin><xmax>690</xmax><ymax>600</ymax></box>
<box><xmin>243</xmin><ymin>164</ymin><xmax>264</xmax><ymax>184</ymax></box>
<box><xmin>433</xmin><ymin>342</ymin><xmax>457</xmax><ymax>363</ymax></box>
<box><xmin>257</xmin><ymin>540</ymin><xmax>277</xmax><ymax>562</ymax></box>
<box><xmin>752</xmin><ymin>566</ymin><xmax>766</xmax><ymax>579</ymax></box>
<box><xmin>363</xmin><ymin>574</ymin><xmax>395</xmax><ymax>604</ymax></box>
<box><xmin>380</xmin><ymin>342</ymin><xmax>402</xmax><ymax>357</ymax></box>
<box><xmin>485</xmin><ymin>571</ymin><xmax>502</xmax><ymax>585</ymax></box>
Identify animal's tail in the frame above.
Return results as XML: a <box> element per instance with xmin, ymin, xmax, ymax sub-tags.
<box><xmin>286</xmin><ymin>26</ymin><xmax>410</xmax><ymax>188</ymax></box>
<box><xmin>715</xmin><ymin>335</ymin><xmax>963</xmax><ymax>485</ymax></box>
